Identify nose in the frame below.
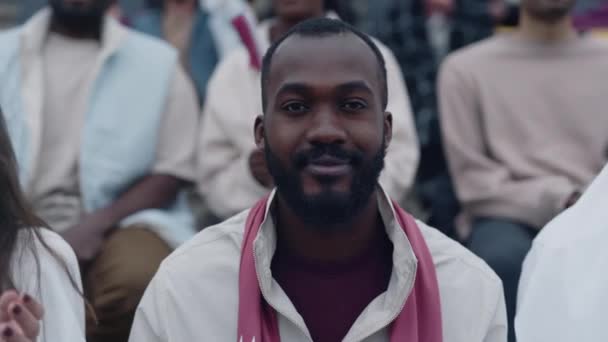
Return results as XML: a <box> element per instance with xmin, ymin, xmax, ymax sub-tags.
<box><xmin>305</xmin><ymin>106</ymin><xmax>347</xmax><ymax>146</ymax></box>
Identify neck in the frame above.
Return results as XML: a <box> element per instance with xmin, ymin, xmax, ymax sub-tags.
<box><xmin>270</xmin><ymin>12</ymin><xmax>325</xmax><ymax>43</ymax></box>
<box><xmin>518</xmin><ymin>11</ymin><xmax>576</xmax><ymax>42</ymax></box>
<box><xmin>50</xmin><ymin>16</ymin><xmax>103</xmax><ymax>40</ymax></box>
<box><xmin>274</xmin><ymin>191</ymin><xmax>383</xmax><ymax>264</ymax></box>
<box><xmin>164</xmin><ymin>0</ymin><xmax>197</xmax><ymax>14</ymax></box>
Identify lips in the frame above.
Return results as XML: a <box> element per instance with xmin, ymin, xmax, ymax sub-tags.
<box><xmin>305</xmin><ymin>155</ymin><xmax>352</xmax><ymax>178</ymax></box>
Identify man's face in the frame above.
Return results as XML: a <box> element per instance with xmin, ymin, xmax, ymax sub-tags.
<box><xmin>273</xmin><ymin>0</ymin><xmax>324</xmax><ymax>22</ymax></box>
<box><xmin>256</xmin><ymin>33</ymin><xmax>392</xmax><ymax>228</ymax></box>
<box><xmin>49</xmin><ymin>0</ymin><xmax>113</xmax><ymax>29</ymax></box>
<box><xmin>521</xmin><ymin>0</ymin><xmax>576</xmax><ymax>22</ymax></box>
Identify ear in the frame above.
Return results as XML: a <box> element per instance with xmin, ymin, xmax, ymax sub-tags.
<box><xmin>383</xmin><ymin>111</ymin><xmax>393</xmax><ymax>151</ymax></box>
<box><xmin>254</xmin><ymin>115</ymin><xmax>265</xmax><ymax>149</ymax></box>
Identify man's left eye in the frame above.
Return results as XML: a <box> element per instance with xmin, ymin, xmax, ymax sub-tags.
<box><xmin>341</xmin><ymin>100</ymin><xmax>367</xmax><ymax>111</ymax></box>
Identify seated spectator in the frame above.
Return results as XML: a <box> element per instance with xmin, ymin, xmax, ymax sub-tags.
<box><xmin>132</xmin><ymin>0</ymin><xmax>257</xmax><ymax>105</ymax></box>
<box><xmin>365</xmin><ymin>0</ymin><xmax>501</xmax><ymax>237</ymax></box>
<box><xmin>0</xmin><ymin>111</ymin><xmax>85</xmax><ymax>342</ymax></box>
<box><xmin>129</xmin><ymin>18</ymin><xmax>506</xmax><ymax>342</ymax></box>
<box><xmin>198</xmin><ymin>0</ymin><xmax>419</xmax><ymax>220</ymax></box>
<box><xmin>439</xmin><ymin>0</ymin><xmax>608</xmax><ymax>340</ymax></box>
<box><xmin>0</xmin><ymin>1</ymin><xmax>199</xmax><ymax>341</ymax></box>
<box><xmin>515</xmin><ymin>163</ymin><xmax>608</xmax><ymax>342</ymax></box>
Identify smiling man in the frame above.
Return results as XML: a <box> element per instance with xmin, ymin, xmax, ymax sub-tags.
<box><xmin>130</xmin><ymin>18</ymin><xmax>506</xmax><ymax>342</ymax></box>
<box><xmin>197</xmin><ymin>0</ymin><xmax>419</xmax><ymax>222</ymax></box>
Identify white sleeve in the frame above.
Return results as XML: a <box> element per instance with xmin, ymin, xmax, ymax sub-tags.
<box><xmin>483</xmin><ymin>283</ymin><xmax>508</xmax><ymax>342</ymax></box>
<box><xmin>197</xmin><ymin>57</ymin><xmax>269</xmax><ymax>219</ymax></box>
<box><xmin>515</xmin><ymin>241</ymin><xmax>570</xmax><ymax>342</ymax></box>
<box><xmin>129</xmin><ymin>264</ymin><xmax>173</xmax><ymax>342</ymax></box>
<box><xmin>13</xmin><ymin>229</ymin><xmax>86</xmax><ymax>342</ymax></box>
<box><xmin>376</xmin><ymin>42</ymin><xmax>420</xmax><ymax>202</ymax></box>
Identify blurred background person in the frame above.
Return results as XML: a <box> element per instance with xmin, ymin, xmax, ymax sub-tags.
<box><xmin>131</xmin><ymin>0</ymin><xmax>220</xmax><ymax>106</ymax></box>
<box><xmin>131</xmin><ymin>0</ymin><xmax>259</xmax><ymax>106</ymax></box>
<box><xmin>439</xmin><ymin>0</ymin><xmax>608</xmax><ymax>339</ymax></box>
<box><xmin>196</xmin><ymin>0</ymin><xmax>419</xmax><ymax>222</ymax></box>
<box><xmin>363</xmin><ymin>0</ymin><xmax>505</xmax><ymax>237</ymax></box>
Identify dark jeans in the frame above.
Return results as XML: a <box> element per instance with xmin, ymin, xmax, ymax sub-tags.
<box><xmin>468</xmin><ymin>218</ymin><xmax>537</xmax><ymax>342</ymax></box>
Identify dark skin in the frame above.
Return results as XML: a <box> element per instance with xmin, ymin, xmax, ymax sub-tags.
<box><xmin>62</xmin><ymin>175</ymin><xmax>182</xmax><ymax>261</ymax></box>
<box><xmin>49</xmin><ymin>0</ymin><xmax>112</xmax><ymax>39</ymax></box>
<box><xmin>254</xmin><ymin>34</ymin><xmax>392</xmax><ymax>263</ymax></box>
<box><xmin>249</xmin><ymin>0</ymin><xmax>325</xmax><ymax>187</ymax></box>
<box><xmin>49</xmin><ymin>0</ymin><xmax>183</xmax><ymax>261</ymax></box>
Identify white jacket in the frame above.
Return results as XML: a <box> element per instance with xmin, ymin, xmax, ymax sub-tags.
<box><xmin>130</xmin><ymin>188</ymin><xmax>506</xmax><ymax>342</ymax></box>
<box><xmin>516</xmin><ymin>164</ymin><xmax>608</xmax><ymax>342</ymax></box>
<box><xmin>197</xmin><ymin>19</ymin><xmax>420</xmax><ymax>219</ymax></box>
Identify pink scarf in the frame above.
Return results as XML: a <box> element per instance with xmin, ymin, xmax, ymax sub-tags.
<box><xmin>237</xmin><ymin>197</ymin><xmax>443</xmax><ymax>342</ymax></box>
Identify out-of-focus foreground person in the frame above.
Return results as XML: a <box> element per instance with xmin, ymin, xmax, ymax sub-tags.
<box><xmin>440</xmin><ymin>0</ymin><xmax>608</xmax><ymax>340</ymax></box>
<box><xmin>515</xmin><ymin>163</ymin><xmax>608</xmax><ymax>342</ymax></box>
<box><xmin>0</xmin><ymin>0</ymin><xmax>199</xmax><ymax>341</ymax></box>
<box><xmin>0</xmin><ymin>111</ymin><xmax>85</xmax><ymax>342</ymax></box>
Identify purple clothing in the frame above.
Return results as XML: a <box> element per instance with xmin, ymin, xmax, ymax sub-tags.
<box><xmin>574</xmin><ymin>4</ymin><xmax>608</xmax><ymax>31</ymax></box>
<box><xmin>271</xmin><ymin>233</ymin><xmax>394</xmax><ymax>342</ymax></box>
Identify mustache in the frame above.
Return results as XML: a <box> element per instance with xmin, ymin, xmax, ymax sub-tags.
<box><xmin>293</xmin><ymin>144</ymin><xmax>364</xmax><ymax>169</ymax></box>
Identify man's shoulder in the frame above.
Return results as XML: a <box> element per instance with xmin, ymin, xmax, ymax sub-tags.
<box><xmin>160</xmin><ymin>210</ymin><xmax>250</xmax><ymax>273</ymax></box>
<box><xmin>418</xmin><ymin>220</ymin><xmax>502</xmax><ymax>291</ymax></box>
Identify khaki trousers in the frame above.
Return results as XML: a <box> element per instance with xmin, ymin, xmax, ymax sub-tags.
<box><xmin>84</xmin><ymin>227</ymin><xmax>171</xmax><ymax>342</ymax></box>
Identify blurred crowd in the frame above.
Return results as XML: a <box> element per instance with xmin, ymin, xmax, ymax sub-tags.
<box><xmin>0</xmin><ymin>0</ymin><xmax>607</xmax><ymax>342</ymax></box>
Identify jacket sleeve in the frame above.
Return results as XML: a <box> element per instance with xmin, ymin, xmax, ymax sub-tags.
<box><xmin>483</xmin><ymin>280</ymin><xmax>508</xmax><ymax>342</ymax></box>
<box><xmin>514</xmin><ymin>240</ymin><xmax>572</xmax><ymax>342</ymax></box>
<box><xmin>377</xmin><ymin>43</ymin><xmax>420</xmax><ymax>202</ymax></box>
<box><xmin>196</xmin><ymin>60</ymin><xmax>269</xmax><ymax>219</ymax></box>
<box><xmin>438</xmin><ymin>57</ymin><xmax>577</xmax><ymax>228</ymax></box>
<box><xmin>128</xmin><ymin>267</ymin><xmax>170</xmax><ymax>342</ymax></box>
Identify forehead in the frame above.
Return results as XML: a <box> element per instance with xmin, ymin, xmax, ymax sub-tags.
<box><xmin>267</xmin><ymin>33</ymin><xmax>382</xmax><ymax>98</ymax></box>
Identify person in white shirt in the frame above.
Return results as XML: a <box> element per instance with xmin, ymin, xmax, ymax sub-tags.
<box><xmin>516</xmin><ymin>163</ymin><xmax>608</xmax><ymax>342</ymax></box>
<box><xmin>0</xmin><ymin>111</ymin><xmax>85</xmax><ymax>342</ymax></box>
<box><xmin>130</xmin><ymin>18</ymin><xmax>506</xmax><ymax>342</ymax></box>
<box><xmin>197</xmin><ymin>0</ymin><xmax>420</xmax><ymax>220</ymax></box>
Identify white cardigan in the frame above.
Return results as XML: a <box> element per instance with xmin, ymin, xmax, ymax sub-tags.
<box><xmin>11</xmin><ymin>229</ymin><xmax>85</xmax><ymax>342</ymax></box>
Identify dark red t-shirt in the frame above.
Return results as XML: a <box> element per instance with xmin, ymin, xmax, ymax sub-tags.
<box><xmin>271</xmin><ymin>235</ymin><xmax>394</xmax><ymax>342</ymax></box>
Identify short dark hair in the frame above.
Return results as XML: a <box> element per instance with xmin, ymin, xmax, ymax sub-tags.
<box><xmin>261</xmin><ymin>18</ymin><xmax>388</xmax><ymax>112</ymax></box>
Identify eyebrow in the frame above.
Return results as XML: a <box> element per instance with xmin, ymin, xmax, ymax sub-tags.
<box><xmin>275</xmin><ymin>83</ymin><xmax>313</xmax><ymax>98</ymax></box>
<box><xmin>335</xmin><ymin>81</ymin><xmax>374</xmax><ymax>96</ymax></box>
<box><xmin>275</xmin><ymin>80</ymin><xmax>374</xmax><ymax>98</ymax></box>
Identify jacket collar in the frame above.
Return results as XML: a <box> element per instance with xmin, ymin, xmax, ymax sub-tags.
<box><xmin>20</xmin><ymin>7</ymin><xmax>128</xmax><ymax>60</ymax></box>
<box><xmin>252</xmin><ymin>186</ymin><xmax>418</xmax><ymax>340</ymax></box>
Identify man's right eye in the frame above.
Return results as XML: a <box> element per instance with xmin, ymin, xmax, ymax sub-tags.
<box><xmin>281</xmin><ymin>101</ymin><xmax>309</xmax><ymax>113</ymax></box>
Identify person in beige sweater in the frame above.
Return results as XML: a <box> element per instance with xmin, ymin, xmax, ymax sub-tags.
<box><xmin>439</xmin><ymin>0</ymin><xmax>608</xmax><ymax>340</ymax></box>
<box><xmin>197</xmin><ymin>0</ymin><xmax>419</xmax><ymax>220</ymax></box>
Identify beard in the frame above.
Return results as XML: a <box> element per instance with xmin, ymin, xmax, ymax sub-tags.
<box><xmin>49</xmin><ymin>0</ymin><xmax>112</xmax><ymax>34</ymax></box>
<box><xmin>265</xmin><ymin>137</ymin><xmax>386</xmax><ymax>230</ymax></box>
<box><xmin>522</xmin><ymin>0</ymin><xmax>575</xmax><ymax>23</ymax></box>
